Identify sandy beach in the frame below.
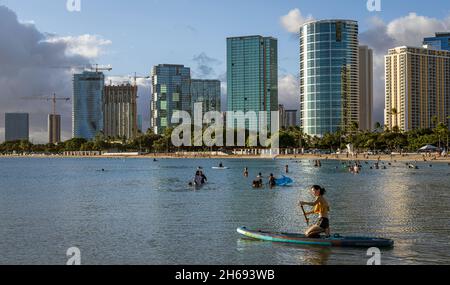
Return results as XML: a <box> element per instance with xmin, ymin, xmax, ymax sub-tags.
<box><xmin>1</xmin><ymin>152</ymin><xmax>449</xmax><ymax>163</ymax></box>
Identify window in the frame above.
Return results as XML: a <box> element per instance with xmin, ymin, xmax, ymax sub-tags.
<box><xmin>161</xmin><ymin>117</ymin><xmax>167</xmax><ymax>127</ymax></box>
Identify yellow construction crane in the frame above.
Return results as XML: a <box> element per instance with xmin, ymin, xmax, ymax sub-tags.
<box><xmin>21</xmin><ymin>93</ymin><xmax>71</xmax><ymax>115</ymax></box>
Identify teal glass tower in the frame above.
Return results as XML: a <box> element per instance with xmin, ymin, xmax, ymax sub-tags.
<box><xmin>423</xmin><ymin>33</ymin><xmax>450</xmax><ymax>51</ymax></box>
<box><xmin>151</xmin><ymin>64</ymin><xmax>191</xmax><ymax>135</ymax></box>
<box><xmin>191</xmin><ymin>79</ymin><xmax>221</xmax><ymax>115</ymax></box>
<box><xmin>72</xmin><ymin>71</ymin><xmax>104</xmax><ymax>140</ymax></box>
<box><xmin>300</xmin><ymin>20</ymin><xmax>359</xmax><ymax>137</ymax></box>
<box><xmin>227</xmin><ymin>36</ymin><xmax>278</xmax><ymax>131</ymax></box>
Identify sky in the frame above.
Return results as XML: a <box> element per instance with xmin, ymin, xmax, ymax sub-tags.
<box><xmin>0</xmin><ymin>0</ymin><xmax>450</xmax><ymax>143</ymax></box>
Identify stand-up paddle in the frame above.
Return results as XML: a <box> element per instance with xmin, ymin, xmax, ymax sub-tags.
<box><xmin>300</xmin><ymin>204</ymin><xmax>310</xmax><ymax>226</ymax></box>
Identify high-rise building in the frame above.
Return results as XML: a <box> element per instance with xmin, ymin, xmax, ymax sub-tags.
<box><xmin>137</xmin><ymin>115</ymin><xmax>143</xmax><ymax>133</ymax></box>
<box><xmin>227</xmin><ymin>36</ymin><xmax>278</xmax><ymax>131</ymax></box>
<box><xmin>190</xmin><ymin>79</ymin><xmax>221</xmax><ymax>115</ymax></box>
<box><xmin>103</xmin><ymin>84</ymin><xmax>138</xmax><ymax>140</ymax></box>
<box><xmin>423</xmin><ymin>33</ymin><xmax>450</xmax><ymax>51</ymax></box>
<box><xmin>285</xmin><ymin>110</ymin><xmax>298</xmax><ymax>128</ymax></box>
<box><xmin>5</xmin><ymin>113</ymin><xmax>29</xmax><ymax>142</ymax></box>
<box><xmin>359</xmin><ymin>45</ymin><xmax>374</xmax><ymax>131</ymax></box>
<box><xmin>151</xmin><ymin>64</ymin><xmax>191</xmax><ymax>135</ymax></box>
<box><xmin>279</xmin><ymin>104</ymin><xmax>286</xmax><ymax>129</ymax></box>
<box><xmin>300</xmin><ymin>20</ymin><xmax>359</xmax><ymax>136</ymax></box>
<box><xmin>72</xmin><ymin>71</ymin><xmax>104</xmax><ymax>140</ymax></box>
<box><xmin>385</xmin><ymin>46</ymin><xmax>450</xmax><ymax>131</ymax></box>
<box><xmin>48</xmin><ymin>114</ymin><xmax>61</xmax><ymax>144</ymax></box>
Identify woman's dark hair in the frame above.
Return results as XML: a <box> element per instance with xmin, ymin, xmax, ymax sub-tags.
<box><xmin>312</xmin><ymin>185</ymin><xmax>326</xmax><ymax>196</ymax></box>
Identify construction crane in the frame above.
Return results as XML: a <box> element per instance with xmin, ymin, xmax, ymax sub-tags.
<box><xmin>88</xmin><ymin>64</ymin><xmax>112</xmax><ymax>73</ymax></box>
<box><xmin>132</xmin><ymin>72</ymin><xmax>150</xmax><ymax>86</ymax></box>
<box><xmin>21</xmin><ymin>93</ymin><xmax>71</xmax><ymax>115</ymax></box>
<box><xmin>106</xmin><ymin>72</ymin><xmax>150</xmax><ymax>86</ymax></box>
<box><xmin>50</xmin><ymin>64</ymin><xmax>112</xmax><ymax>73</ymax></box>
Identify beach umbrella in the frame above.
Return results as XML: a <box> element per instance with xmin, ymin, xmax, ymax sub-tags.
<box><xmin>419</xmin><ymin>145</ymin><xmax>440</xmax><ymax>152</ymax></box>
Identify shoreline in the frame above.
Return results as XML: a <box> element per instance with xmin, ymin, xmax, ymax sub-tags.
<box><xmin>1</xmin><ymin>153</ymin><xmax>449</xmax><ymax>163</ymax></box>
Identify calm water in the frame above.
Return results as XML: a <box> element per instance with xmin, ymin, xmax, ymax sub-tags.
<box><xmin>0</xmin><ymin>157</ymin><xmax>449</xmax><ymax>265</ymax></box>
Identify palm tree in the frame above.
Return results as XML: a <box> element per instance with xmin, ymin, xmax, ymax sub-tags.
<box><xmin>374</xmin><ymin>122</ymin><xmax>382</xmax><ymax>133</ymax></box>
<box><xmin>391</xmin><ymin>108</ymin><xmax>398</xmax><ymax>131</ymax></box>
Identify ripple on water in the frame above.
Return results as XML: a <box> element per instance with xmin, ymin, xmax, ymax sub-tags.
<box><xmin>0</xmin><ymin>158</ymin><xmax>449</xmax><ymax>264</ymax></box>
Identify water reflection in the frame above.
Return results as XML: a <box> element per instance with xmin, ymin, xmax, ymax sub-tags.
<box><xmin>0</xmin><ymin>158</ymin><xmax>449</xmax><ymax>264</ymax></box>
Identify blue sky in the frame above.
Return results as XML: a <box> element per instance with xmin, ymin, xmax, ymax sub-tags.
<box><xmin>0</xmin><ymin>0</ymin><xmax>450</xmax><ymax>142</ymax></box>
<box><xmin>2</xmin><ymin>0</ymin><xmax>449</xmax><ymax>77</ymax></box>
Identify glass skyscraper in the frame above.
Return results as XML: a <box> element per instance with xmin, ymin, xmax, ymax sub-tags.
<box><xmin>190</xmin><ymin>79</ymin><xmax>221</xmax><ymax>115</ymax></box>
<box><xmin>151</xmin><ymin>64</ymin><xmax>191</xmax><ymax>135</ymax></box>
<box><xmin>300</xmin><ymin>20</ymin><xmax>359</xmax><ymax>136</ymax></box>
<box><xmin>72</xmin><ymin>71</ymin><xmax>105</xmax><ymax>140</ymax></box>
<box><xmin>423</xmin><ymin>33</ymin><xmax>450</xmax><ymax>51</ymax></box>
<box><xmin>227</xmin><ymin>36</ymin><xmax>278</xmax><ymax>131</ymax></box>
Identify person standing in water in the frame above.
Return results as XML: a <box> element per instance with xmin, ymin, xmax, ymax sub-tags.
<box><xmin>285</xmin><ymin>165</ymin><xmax>289</xmax><ymax>174</ymax></box>
<box><xmin>244</xmin><ymin>167</ymin><xmax>249</xmax><ymax>177</ymax></box>
<box><xmin>268</xmin><ymin>174</ymin><xmax>276</xmax><ymax>188</ymax></box>
<box><xmin>194</xmin><ymin>171</ymin><xmax>203</xmax><ymax>186</ymax></box>
<box><xmin>299</xmin><ymin>185</ymin><xmax>331</xmax><ymax>238</ymax></box>
<box><xmin>200</xmin><ymin>171</ymin><xmax>208</xmax><ymax>184</ymax></box>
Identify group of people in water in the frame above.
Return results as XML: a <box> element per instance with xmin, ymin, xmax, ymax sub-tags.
<box><xmin>251</xmin><ymin>173</ymin><xmax>277</xmax><ymax>189</ymax></box>
<box><xmin>247</xmin><ymin>165</ymin><xmax>290</xmax><ymax>189</ymax></box>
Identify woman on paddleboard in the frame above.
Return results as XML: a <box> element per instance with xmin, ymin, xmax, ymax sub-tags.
<box><xmin>299</xmin><ymin>185</ymin><xmax>331</xmax><ymax>238</ymax></box>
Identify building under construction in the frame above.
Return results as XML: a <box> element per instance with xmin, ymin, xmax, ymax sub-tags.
<box><xmin>103</xmin><ymin>84</ymin><xmax>138</xmax><ymax>140</ymax></box>
<box><xmin>48</xmin><ymin>114</ymin><xmax>61</xmax><ymax>144</ymax></box>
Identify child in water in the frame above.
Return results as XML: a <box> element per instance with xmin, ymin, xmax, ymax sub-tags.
<box><xmin>299</xmin><ymin>185</ymin><xmax>331</xmax><ymax>238</ymax></box>
<box><xmin>268</xmin><ymin>174</ymin><xmax>276</xmax><ymax>188</ymax></box>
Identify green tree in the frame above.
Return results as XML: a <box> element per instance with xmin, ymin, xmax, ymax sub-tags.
<box><xmin>63</xmin><ymin>138</ymin><xmax>87</xmax><ymax>151</ymax></box>
<box><xmin>153</xmin><ymin>127</ymin><xmax>174</xmax><ymax>153</ymax></box>
<box><xmin>374</xmin><ymin>122</ymin><xmax>382</xmax><ymax>133</ymax></box>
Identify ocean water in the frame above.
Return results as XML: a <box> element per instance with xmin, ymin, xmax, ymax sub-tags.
<box><xmin>0</xmin><ymin>157</ymin><xmax>449</xmax><ymax>265</ymax></box>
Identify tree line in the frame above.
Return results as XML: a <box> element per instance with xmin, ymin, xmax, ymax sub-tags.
<box><xmin>1</xmin><ymin>122</ymin><xmax>449</xmax><ymax>154</ymax></box>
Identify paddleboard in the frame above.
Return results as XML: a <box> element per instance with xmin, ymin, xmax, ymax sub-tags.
<box><xmin>237</xmin><ymin>227</ymin><xmax>394</xmax><ymax>248</ymax></box>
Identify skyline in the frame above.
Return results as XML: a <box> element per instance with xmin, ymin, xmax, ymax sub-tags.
<box><xmin>1</xmin><ymin>1</ymin><xmax>450</xmax><ymax>143</ymax></box>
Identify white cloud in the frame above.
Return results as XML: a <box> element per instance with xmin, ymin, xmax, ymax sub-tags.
<box><xmin>280</xmin><ymin>8</ymin><xmax>314</xmax><ymax>33</ymax></box>
<box><xmin>0</xmin><ymin>5</ymin><xmax>112</xmax><ymax>144</ymax></box>
<box><xmin>278</xmin><ymin>74</ymin><xmax>298</xmax><ymax>110</ymax></box>
<box><xmin>45</xmin><ymin>34</ymin><xmax>112</xmax><ymax>59</ymax></box>
<box><xmin>386</xmin><ymin>13</ymin><xmax>446</xmax><ymax>47</ymax></box>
